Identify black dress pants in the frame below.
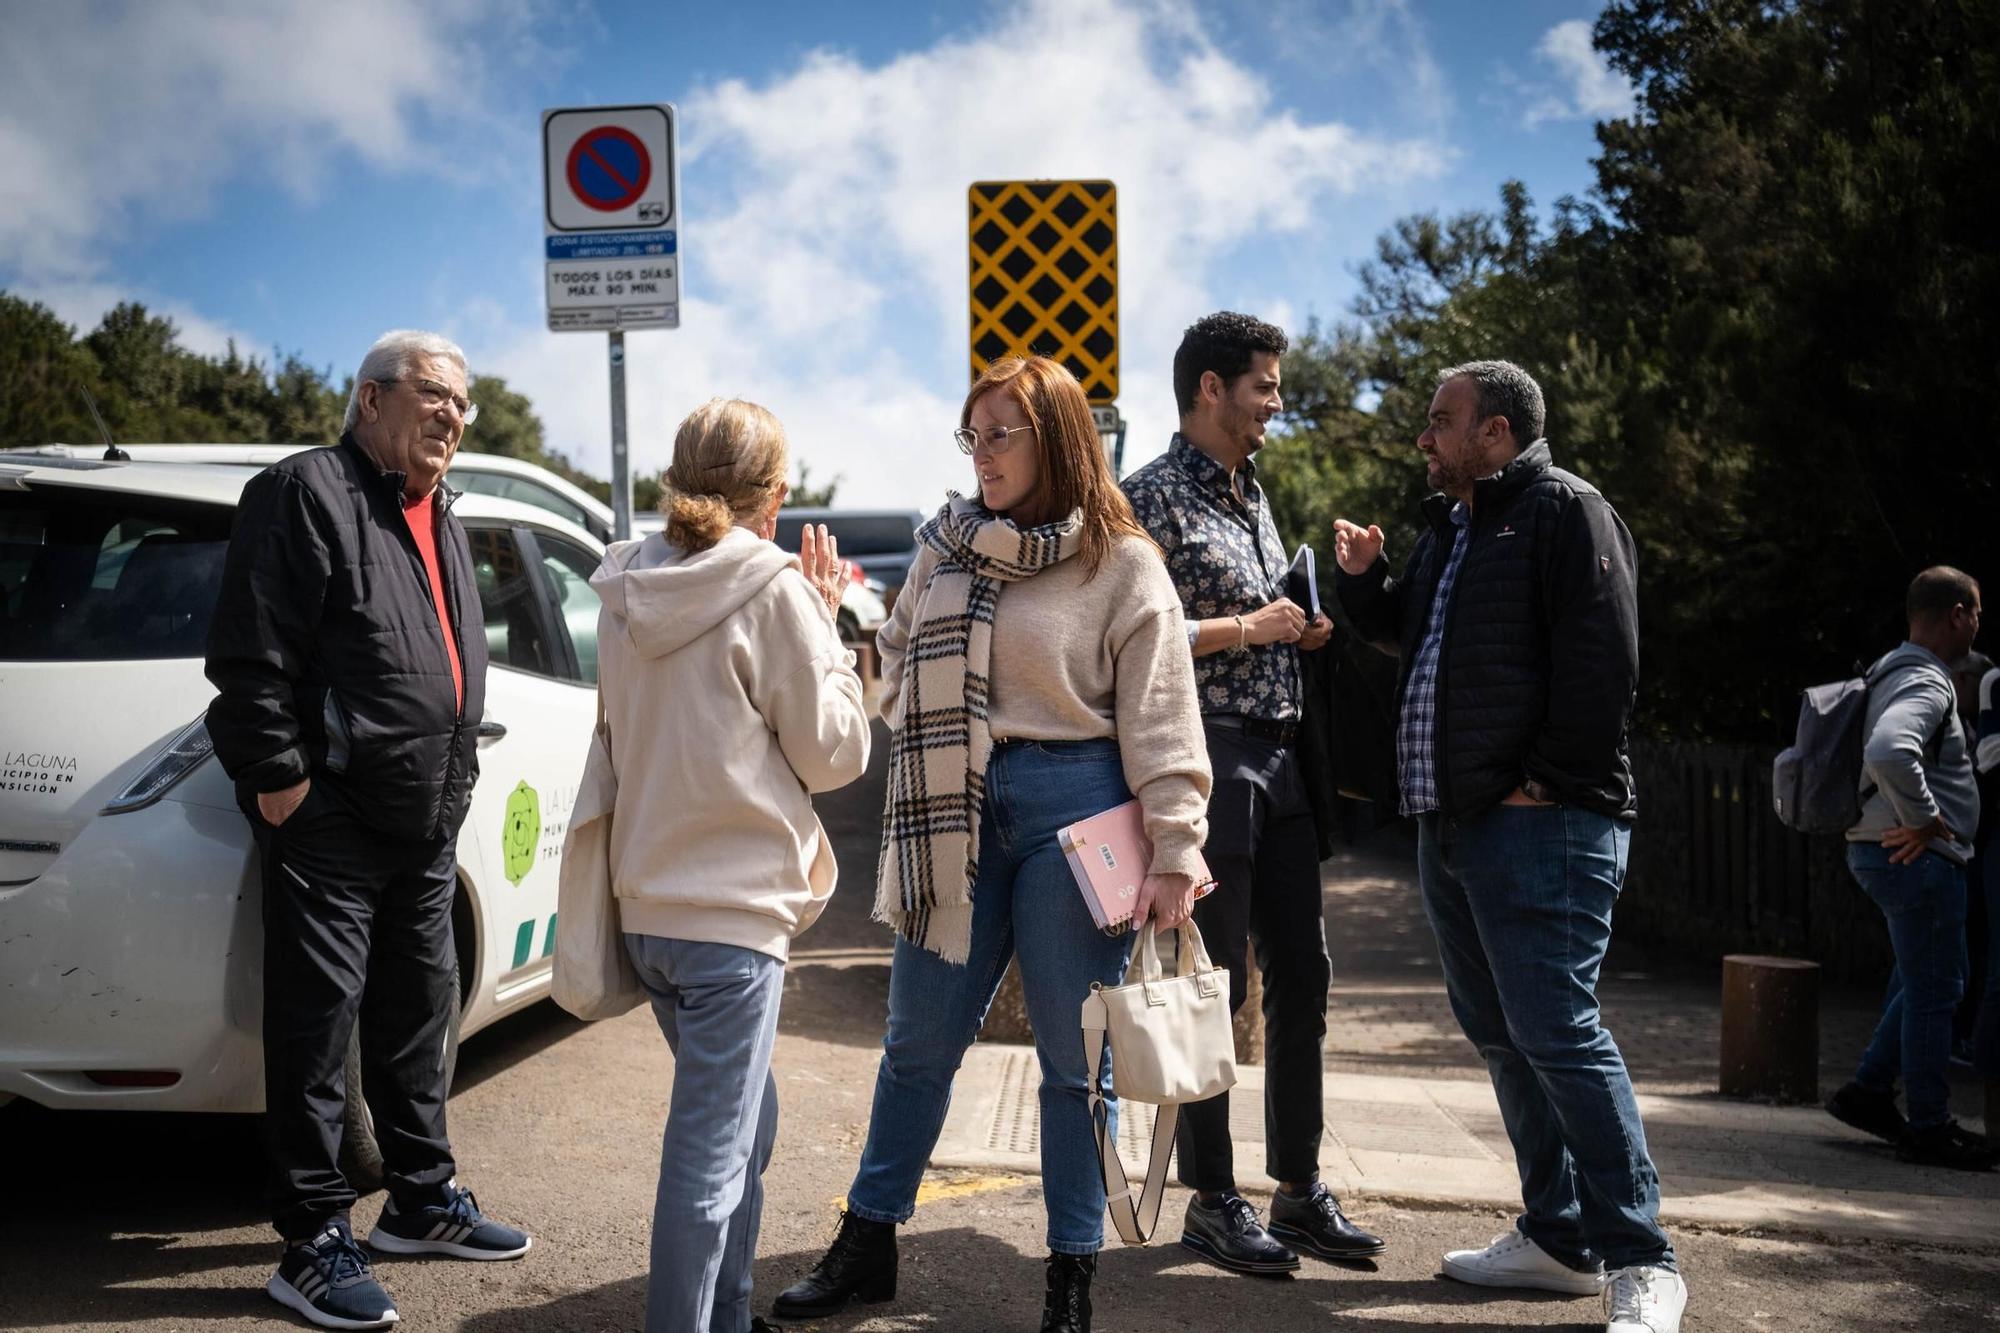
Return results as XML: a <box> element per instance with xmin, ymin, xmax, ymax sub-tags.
<box><xmin>1174</xmin><ymin>723</ymin><xmax>1331</xmax><ymax>1191</ymax></box>
<box><xmin>251</xmin><ymin>782</ymin><xmax>460</xmax><ymax>1240</ymax></box>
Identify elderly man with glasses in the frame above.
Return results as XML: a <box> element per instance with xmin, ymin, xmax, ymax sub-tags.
<box><xmin>206</xmin><ymin>329</ymin><xmax>529</xmax><ymax>1331</ymax></box>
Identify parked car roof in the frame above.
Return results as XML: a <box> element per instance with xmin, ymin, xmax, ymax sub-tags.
<box><xmin>0</xmin><ymin>454</ymin><xmax>601</xmax><ymax>549</ymax></box>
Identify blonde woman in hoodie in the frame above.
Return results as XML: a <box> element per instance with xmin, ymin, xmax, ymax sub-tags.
<box><xmin>590</xmin><ymin>398</ymin><xmax>871</xmax><ymax>1333</ymax></box>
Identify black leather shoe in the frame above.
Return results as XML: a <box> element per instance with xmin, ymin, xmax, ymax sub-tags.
<box><xmin>1040</xmin><ymin>1251</ymin><xmax>1094</xmax><ymax>1332</ymax></box>
<box><xmin>1266</xmin><ymin>1182</ymin><xmax>1386</xmax><ymax>1260</ymax></box>
<box><xmin>1897</xmin><ymin>1120</ymin><xmax>2000</xmax><ymax>1171</ymax></box>
<box><xmin>1826</xmin><ymin>1081</ymin><xmax>1907</xmax><ymax>1145</ymax></box>
<box><xmin>1177</xmin><ymin>1193</ymin><xmax>1300</xmax><ymax>1275</ymax></box>
<box><xmin>771</xmin><ymin>1210</ymin><xmax>897</xmax><ymax>1318</ymax></box>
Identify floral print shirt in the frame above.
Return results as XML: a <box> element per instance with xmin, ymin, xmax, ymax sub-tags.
<box><xmin>1122</xmin><ymin>433</ymin><xmax>1301</xmax><ymax>722</ymax></box>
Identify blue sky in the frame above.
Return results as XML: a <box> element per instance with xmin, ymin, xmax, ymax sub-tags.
<box><xmin>0</xmin><ymin>0</ymin><xmax>1632</xmax><ymax>508</ymax></box>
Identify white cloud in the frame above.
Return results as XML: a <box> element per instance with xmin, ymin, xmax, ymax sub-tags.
<box><xmin>476</xmin><ymin>0</ymin><xmax>1448</xmax><ymax>509</ymax></box>
<box><xmin>1523</xmin><ymin>18</ymin><xmax>1636</xmax><ymax>128</ymax></box>
<box><xmin>0</xmin><ymin>0</ymin><xmax>552</xmax><ymax>279</ymax></box>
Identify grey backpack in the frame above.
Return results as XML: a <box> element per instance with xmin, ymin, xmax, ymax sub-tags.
<box><xmin>1772</xmin><ymin>659</ymin><xmax>1950</xmax><ymax>833</ymax></box>
<box><xmin>1771</xmin><ymin>676</ymin><xmax>1873</xmax><ymax>833</ymax></box>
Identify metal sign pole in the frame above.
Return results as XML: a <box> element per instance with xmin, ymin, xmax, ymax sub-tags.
<box><xmin>609</xmin><ymin>330</ymin><xmax>631</xmax><ymax>540</ymax></box>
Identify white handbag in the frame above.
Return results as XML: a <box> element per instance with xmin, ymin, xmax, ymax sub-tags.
<box><xmin>1079</xmin><ymin>919</ymin><xmax>1237</xmax><ymax>1245</ymax></box>
<box><xmin>552</xmin><ymin>695</ymin><xmax>645</xmax><ymax>1021</ymax></box>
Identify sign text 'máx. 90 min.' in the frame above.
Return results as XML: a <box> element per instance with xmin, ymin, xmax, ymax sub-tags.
<box><xmin>543</xmin><ymin>104</ymin><xmax>681</xmax><ymax>332</ymax></box>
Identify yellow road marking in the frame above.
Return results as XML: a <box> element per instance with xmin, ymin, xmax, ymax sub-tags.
<box><xmin>832</xmin><ymin>1172</ymin><xmax>1027</xmax><ymax>1215</ymax></box>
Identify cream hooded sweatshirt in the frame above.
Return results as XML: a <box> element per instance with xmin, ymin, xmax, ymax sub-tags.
<box><xmin>591</xmin><ymin>526</ymin><xmax>871</xmax><ymax>960</ymax></box>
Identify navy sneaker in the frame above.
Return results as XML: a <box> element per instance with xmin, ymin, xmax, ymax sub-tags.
<box><xmin>367</xmin><ymin>1183</ymin><xmax>531</xmax><ymax>1260</ymax></box>
<box><xmin>267</xmin><ymin>1220</ymin><xmax>399</xmax><ymax>1330</ymax></box>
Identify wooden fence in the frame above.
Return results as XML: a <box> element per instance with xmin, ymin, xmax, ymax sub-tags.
<box><xmin>1622</xmin><ymin>740</ymin><xmax>1892</xmax><ymax>983</ymax></box>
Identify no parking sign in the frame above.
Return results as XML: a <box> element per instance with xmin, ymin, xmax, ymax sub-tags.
<box><xmin>543</xmin><ymin>104</ymin><xmax>680</xmax><ymax>331</ymax></box>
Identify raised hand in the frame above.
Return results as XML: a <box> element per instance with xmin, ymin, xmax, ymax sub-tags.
<box><xmin>797</xmin><ymin>523</ymin><xmax>846</xmax><ymax>619</ymax></box>
<box><xmin>1331</xmin><ymin>518</ymin><xmax>1385</xmax><ymax>576</ymax></box>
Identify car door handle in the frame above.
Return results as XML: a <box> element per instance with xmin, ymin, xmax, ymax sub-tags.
<box><xmin>476</xmin><ymin>717</ymin><xmax>508</xmax><ymax>746</ymax></box>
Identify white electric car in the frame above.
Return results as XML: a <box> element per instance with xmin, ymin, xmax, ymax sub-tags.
<box><xmin>0</xmin><ymin>453</ymin><xmax>604</xmax><ymax>1173</ymax></box>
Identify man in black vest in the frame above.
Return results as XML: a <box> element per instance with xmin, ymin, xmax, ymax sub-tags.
<box><xmin>1334</xmin><ymin>361</ymin><xmax>1685</xmax><ymax>1333</ymax></box>
<box><xmin>207</xmin><ymin>330</ymin><xmax>529</xmax><ymax>1331</ymax></box>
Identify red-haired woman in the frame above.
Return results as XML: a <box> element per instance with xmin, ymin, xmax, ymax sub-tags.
<box><xmin>775</xmin><ymin>359</ymin><xmax>1211</xmax><ymax>1332</ymax></box>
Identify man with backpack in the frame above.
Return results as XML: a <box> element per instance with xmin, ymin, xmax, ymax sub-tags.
<box><xmin>1824</xmin><ymin>566</ymin><xmax>1992</xmax><ymax>1170</ymax></box>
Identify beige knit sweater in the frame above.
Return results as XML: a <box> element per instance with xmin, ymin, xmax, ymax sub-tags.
<box><xmin>878</xmin><ymin>531</ymin><xmax>1212</xmax><ymax>880</ymax></box>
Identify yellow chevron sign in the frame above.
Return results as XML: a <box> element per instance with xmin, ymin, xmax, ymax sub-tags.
<box><xmin>968</xmin><ymin>180</ymin><xmax>1117</xmax><ymax>402</ymax></box>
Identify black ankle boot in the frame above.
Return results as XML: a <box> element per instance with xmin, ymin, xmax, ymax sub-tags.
<box><xmin>1040</xmin><ymin>1252</ymin><xmax>1094</xmax><ymax>1332</ymax></box>
<box><xmin>772</xmin><ymin>1210</ymin><xmax>897</xmax><ymax>1318</ymax></box>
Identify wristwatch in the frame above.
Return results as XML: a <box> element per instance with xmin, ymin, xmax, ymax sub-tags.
<box><xmin>1521</xmin><ymin>778</ymin><xmax>1554</xmax><ymax>804</ymax></box>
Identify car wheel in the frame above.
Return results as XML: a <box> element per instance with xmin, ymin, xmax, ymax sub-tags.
<box><xmin>338</xmin><ymin>958</ymin><xmax>462</xmax><ymax>1194</ymax></box>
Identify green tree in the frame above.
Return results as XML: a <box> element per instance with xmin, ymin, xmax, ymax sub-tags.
<box><xmin>0</xmin><ymin>295</ymin><xmax>101</xmax><ymax>446</ymax></box>
<box><xmin>790</xmin><ymin>460</ymin><xmax>841</xmax><ymax>507</ymax></box>
<box><xmin>1274</xmin><ymin>1</ymin><xmax>2000</xmax><ymax>740</ymax></box>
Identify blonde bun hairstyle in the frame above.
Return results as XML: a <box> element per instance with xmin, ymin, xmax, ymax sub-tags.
<box><xmin>658</xmin><ymin>398</ymin><xmax>789</xmax><ymax>552</ymax></box>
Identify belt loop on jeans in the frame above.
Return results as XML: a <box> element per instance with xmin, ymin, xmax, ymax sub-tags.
<box><xmin>1203</xmin><ymin>713</ymin><xmax>1298</xmax><ymax>746</ymax></box>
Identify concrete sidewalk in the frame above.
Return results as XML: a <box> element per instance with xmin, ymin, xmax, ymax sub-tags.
<box><xmin>932</xmin><ymin>828</ymin><xmax>2000</xmax><ymax>1249</ymax></box>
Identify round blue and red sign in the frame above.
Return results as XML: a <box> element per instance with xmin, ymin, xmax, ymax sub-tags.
<box><xmin>566</xmin><ymin>126</ymin><xmax>652</xmax><ymax>212</ymax></box>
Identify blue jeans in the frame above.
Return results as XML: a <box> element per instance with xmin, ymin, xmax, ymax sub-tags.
<box><xmin>1417</xmin><ymin>805</ymin><xmax>1674</xmax><ymax>1273</ymax></box>
<box><xmin>847</xmin><ymin>740</ymin><xmax>1137</xmax><ymax>1254</ymax></box>
<box><xmin>1847</xmin><ymin>844</ymin><xmax>1969</xmax><ymax>1128</ymax></box>
<box><xmin>624</xmin><ymin>933</ymin><xmax>785</xmax><ymax>1333</ymax></box>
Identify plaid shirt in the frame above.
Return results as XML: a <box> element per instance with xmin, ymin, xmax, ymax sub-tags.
<box><xmin>1397</xmin><ymin>502</ymin><xmax>1471</xmax><ymax>814</ymax></box>
<box><xmin>1123</xmin><ymin>434</ymin><xmax>1300</xmax><ymax>722</ymax></box>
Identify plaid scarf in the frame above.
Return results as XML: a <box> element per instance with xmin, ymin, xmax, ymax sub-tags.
<box><xmin>875</xmin><ymin>494</ymin><xmax>1084</xmax><ymax>962</ymax></box>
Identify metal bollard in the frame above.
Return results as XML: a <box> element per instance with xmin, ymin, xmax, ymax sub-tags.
<box><xmin>1718</xmin><ymin>954</ymin><xmax>1820</xmax><ymax>1103</ymax></box>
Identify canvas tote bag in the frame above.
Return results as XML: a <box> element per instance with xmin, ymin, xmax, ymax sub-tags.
<box><xmin>1079</xmin><ymin>919</ymin><xmax>1237</xmax><ymax>1244</ymax></box>
<box><xmin>552</xmin><ymin>693</ymin><xmax>644</xmax><ymax>1020</ymax></box>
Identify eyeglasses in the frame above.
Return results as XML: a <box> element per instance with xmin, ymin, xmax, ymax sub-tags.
<box><xmin>382</xmin><ymin>377</ymin><xmax>479</xmax><ymax>425</ymax></box>
<box><xmin>954</xmin><ymin>424</ymin><xmax>1035</xmax><ymax>456</ymax></box>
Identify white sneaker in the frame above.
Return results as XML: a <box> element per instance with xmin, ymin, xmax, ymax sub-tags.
<box><xmin>1440</xmin><ymin>1230</ymin><xmax>1607</xmax><ymax>1296</ymax></box>
<box><xmin>1605</xmin><ymin>1265</ymin><xmax>1687</xmax><ymax>1332</ymax></box>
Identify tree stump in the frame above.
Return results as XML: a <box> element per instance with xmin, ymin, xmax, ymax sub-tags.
<box><xmin>1719</xmin><ymin>954</ymin><xmax>1820</xmax><ymax>1103</ymax></box>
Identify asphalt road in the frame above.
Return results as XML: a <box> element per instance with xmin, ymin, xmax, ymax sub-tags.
<box><xmin>4</xmin><ymin>722</ymin><xmax>1999</xmax><ymax>1331</ymax></box>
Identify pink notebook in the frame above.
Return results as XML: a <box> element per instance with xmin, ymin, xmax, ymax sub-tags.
<box><xmin>1058</xmin><ymin>799</ymin><xmax>1213</xmax><ymax>932</ymax></box>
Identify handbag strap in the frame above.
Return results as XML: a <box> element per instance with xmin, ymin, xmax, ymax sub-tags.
<box><xmin>1079</xmin><ymin>989</ymin><xmax>1179</xmax><ymax>1245</ymax></box>
<box><xmin>594</xmin><ymin>685</ymin><xmax>613</xmax><ymax>765</ymax></box>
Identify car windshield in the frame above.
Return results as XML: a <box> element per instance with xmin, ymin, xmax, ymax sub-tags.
<box><xmin>772</xmin><ymin>513</ymin><xmax>917</xmax><ymax>556</ymax></box>
<box><xmin>0</xmin><ymin>489</ymin><xmax>234</xmax><ymax>660</ymax></box>
<box><xmin>452</xmin><ymin>469</ymin><xmax>593</xmax><ymax>531</ymax></box>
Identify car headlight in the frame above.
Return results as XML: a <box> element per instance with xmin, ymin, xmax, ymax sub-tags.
<box><xmin>101</xmin><ymin>715</ymin><xmax>215</xmax><ymax>815</ymax></box>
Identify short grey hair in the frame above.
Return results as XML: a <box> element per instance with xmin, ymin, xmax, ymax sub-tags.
<box><xmin>343</xmin><ymin>329</ymin><xmax>469</xmax><ymax>431</ymax></box>
<box><xmin>1438</xmin><ymin>359</ymin><xmax>1545</xmax><ymax>444</ymax></box>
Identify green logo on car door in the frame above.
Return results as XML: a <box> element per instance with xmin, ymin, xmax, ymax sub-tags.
<box><xmin>503</xmin><ymin>781</ymin><xmax>541</xmax><ymax>885</ymax></box>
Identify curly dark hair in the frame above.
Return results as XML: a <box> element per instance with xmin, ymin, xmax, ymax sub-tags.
<box><xmin>1172</xmin><ymin>311</ymin><xmax>1287</xmax><ymax>414</ymax></box>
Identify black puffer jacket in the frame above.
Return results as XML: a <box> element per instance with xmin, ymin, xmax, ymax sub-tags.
<box><xmin>1336</xmin><ymin>441</ymin><xmax>1639</xmax><ymax>821</ymax></box>
<box><xmin>205</xmin><ymin>435</ymin><xmax>488</xmax><ymax>842</ymax></box>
